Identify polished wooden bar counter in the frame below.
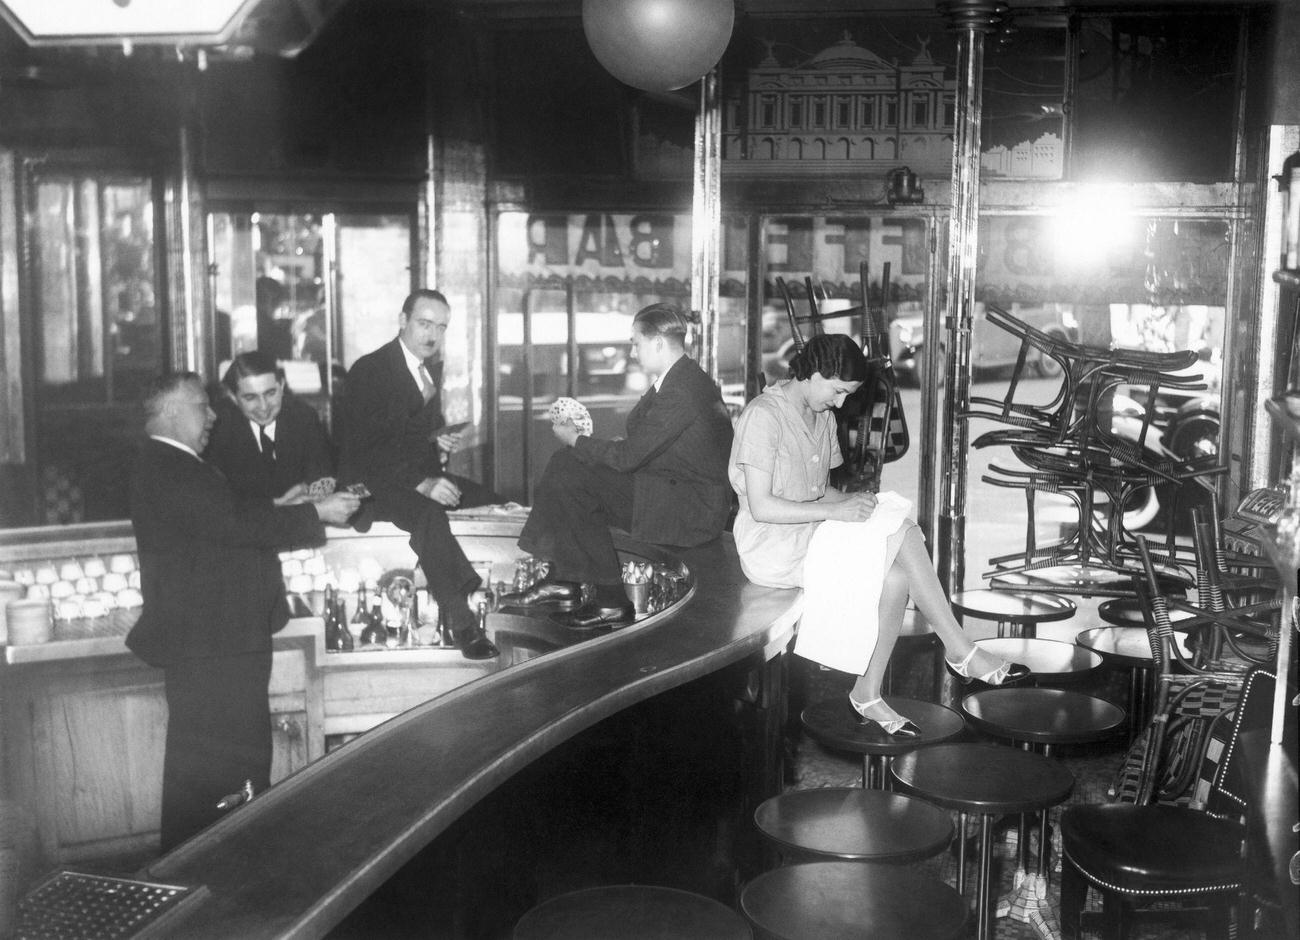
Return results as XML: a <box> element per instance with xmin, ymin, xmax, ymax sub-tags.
<box><xmin>2</xmin><ymin>516</ymin><xmax>801</xmax><ymax>938</ymax></box>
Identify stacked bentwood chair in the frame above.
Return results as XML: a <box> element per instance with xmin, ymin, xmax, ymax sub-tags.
<box><xmin>1058</xmin><ymin>535</ymin><xmax>1283</xmax><ymax>939</ymax></box>
<box><xmin>966</xmin><ymin>305</ymin><xmax>1226</xmax><ymax>595</ymax></box>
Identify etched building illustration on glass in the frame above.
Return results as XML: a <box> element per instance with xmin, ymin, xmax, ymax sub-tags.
<box><xmin>722</xmin><ymin>33</ymin><xmax>956</xmax><ymax>176</ymax></box>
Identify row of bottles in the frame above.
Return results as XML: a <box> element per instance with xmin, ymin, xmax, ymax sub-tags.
<box><xmin>321</xmin><ymin>583</ymin><xmax>458</xmax><ymax>652</ymax></box>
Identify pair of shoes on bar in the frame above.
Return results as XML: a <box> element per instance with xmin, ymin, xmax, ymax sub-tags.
<box><xmin>848</xmin><ymin>695</ymin><xmax>921</xmax><ymax>738</ymax></box>
<box><xmin>945</xmin><ymin>646</ymin><xmax>1030</xmax><ymax>685</ymax></box>
<box><xmin>497</xmin><ymin>578</ymin><xmax>583</xmax><ymax>611</ymax></box>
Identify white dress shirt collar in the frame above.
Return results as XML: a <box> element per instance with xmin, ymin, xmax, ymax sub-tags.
<box><xmin>150</xmin><ymin>435</ymin><xmax>201</xmax><ymax>460</ymax></box>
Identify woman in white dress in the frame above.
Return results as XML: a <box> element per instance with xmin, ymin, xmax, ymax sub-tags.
<box><xmin>729</xmin><ymin>334</ymin><xmax>1028</xmax><ymax>736</ymax></box>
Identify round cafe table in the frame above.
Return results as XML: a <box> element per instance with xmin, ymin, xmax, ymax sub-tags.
<box><xmin>961</xmin><ymin>688</ymin><xmax>1124</xmax><ymax>940</ymax></box>
<box><xmin>951</xmin><ymin>589</ymin><xmax>1077</xmax><ymax>639</ymax></box>
<box><xmin>1096</xmin><ymin>597</ymin><xmax>1195</xmax><ymax>628</ymax></box>
<box><xmin>753</xmin><ymin>787</ymin><xmax>954</xmax><ymax>865</ymax></box>
<box><xmin>955</xmin><ymin>637</ymin><xmax>1102</xmax><ymax>687</ymax></box>
<box><xmin>891</xmin><ymin>743</ymin><xmax>1074</xmax><ymax>940</ymax></box>
<box><xmin>1075</xmin><ymin>625</ymin><xmax>1192</xmax><ymax>740</ymax></box>
<box><xmin>801</xmin><ymin>695</ymin><xmax>965</xmax><ymax>789</ymax></box>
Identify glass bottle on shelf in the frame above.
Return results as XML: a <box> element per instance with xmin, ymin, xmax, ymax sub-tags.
<box><xmin>335</xmin><ymin>594</ymin><xmax>354</xmax><ymax>651</ymax></box>
<box><xmin>359</xmin><ymin>597</ymin><xmax>386</xmax><ymax>648</ymax></box>
<box><xmin>322</xmin><ymin>585</ymin><xmax>339</xmax><ymax>650</ymax></box>
<box><xmin>351</xmin><ymin>582</ymin><xmax>371</xmax><ymax>643</ymax></box>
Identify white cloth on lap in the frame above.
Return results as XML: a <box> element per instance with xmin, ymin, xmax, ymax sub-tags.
<box><xmin>794</xmin><ymin>491</ymin><xmax>914</xmax><ymax>674</ymax></box>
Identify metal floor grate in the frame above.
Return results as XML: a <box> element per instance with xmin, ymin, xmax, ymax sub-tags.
<box><xmin>17</xmin><ymin>870</ymin><xmax>204</xmax><ymax>940</ymax></box>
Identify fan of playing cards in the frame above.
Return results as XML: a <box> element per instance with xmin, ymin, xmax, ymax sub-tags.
<box><xmin>547</xmin><ymin>397</ymin><xmax>593</xmax><ymax>436</ymax></box>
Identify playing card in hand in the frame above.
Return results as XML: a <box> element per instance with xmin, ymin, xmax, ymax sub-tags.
<box><xmin>306</xmin><ymin>477</ymin><xmax>337</xmax><ymax>500</ymax></box>
<box><xmin>547</xmin><ymin>397</ymin><xmax>593</xmax><ymax>437</ymax></box>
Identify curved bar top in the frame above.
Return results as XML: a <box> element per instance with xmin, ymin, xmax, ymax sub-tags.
<box><xmin>139</xmin><ymin>523</ymin><xmax>801</xmax><ymax>939</ymax></box>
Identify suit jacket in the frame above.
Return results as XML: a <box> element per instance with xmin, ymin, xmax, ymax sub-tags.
<box><xmin>126</xmin><ymin>438</ymin><xmax>324</xmax><ymax>667</ymax></box>
<box><xmin>203</xmin><ymin>394</ymin><xmax>334</xmax><ymax>499</ymax></box>
<box><xmin>575</xmin><ymin>356</ymin><xmax>735</xmax><ymax>547</ymax></box>
<box><xmin>337</xmin><ymin>338</ymin><xmax>446</xmax><ymax>494</ymax></box>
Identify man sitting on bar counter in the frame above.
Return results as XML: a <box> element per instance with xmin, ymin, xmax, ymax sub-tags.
<box><xmin>338</xmin><ymin>288</ymin><xmax>499</xmax><ymax>659</ymax></box>
<box><xmin>204</xmin><ymin>351</ymin><xmax>335</xmax><ymax>501</ymax></box>
<box><xmin>127</xmin><ymin>373</ymin><xmax>361</xmax><ymax>851</ymax></box>
<box><xmin>501</xmin><ymin>303</ymin><xmax>735</xmax><ymax>629</ymax></box>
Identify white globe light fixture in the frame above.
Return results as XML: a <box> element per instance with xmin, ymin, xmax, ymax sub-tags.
<box><xmin>582</xmin><ymin>0</ymin><xmax>735</xmax><ymax>92</ymax></box>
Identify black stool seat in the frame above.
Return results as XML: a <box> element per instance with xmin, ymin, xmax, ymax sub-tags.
<box><xmin>1075</xmin><ymin>625</ymin><xmax>1191</xmax><ymax>667</ymax></box>
<box><xmin>1075</xmin><ymin>626</ymin><xmax>1191</xmax><ymax>741</ymax></box>
<box><xmin>962</xmin><ymin>687</ymin><xmax>1125</xmax><ymax>747</ymax></box>
<box><xmin>958</xmin><ymin>637</ymin><xmax>1101</xmax><ymax>686</ymax></box>
<box><xmin>754</xmin><ymin>787</ymin><xmax>953</xmax><ymax>863</ymax></box>
<box><xmin>801</xmin><ymin>696</ymin><xmax>965</xmax><ymax>788</ymax></box>
<box><xmin>951</xmin><ymin>588</ymin><xmax>1076</xmax><ymax>639</ymax></box>
<box><xmin>1097</xmin><ymin>597</ymin><xmax>1194</xmax><ymax>627</ymax></box>
<box><xmin>891</xmin><ymin>742</ymin><xmax>1074</xmax><ymax>816</ymax></box>
<box><xmin>1060</xmin><ymin>804</ymin><xmax>1245</xmax><ymax>892</ymax></box>
<box><xmin>513</xmin><ymin>885</ymin><xmax>752</xmax><ymax>940</ymax></box>
<box><xmin>892</xmin><ymin>743</ymin><xmax>1074</xmax><ymax>940</ymax></box>
<box><xmin>989</xmin><ymin>562</ymin><xmax>1190</xmax><ymax>597</ymax></box>
<box><xmin>741</xmin><ymin>861</ymin><xmax>967</xmax><ymax>940</ymax></box>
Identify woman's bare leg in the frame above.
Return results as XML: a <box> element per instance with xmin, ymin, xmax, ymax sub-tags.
<box><xmin>884</xmin><ymin>527</ymin><xmax>1012</xmax><ymax>677</ymax></box>
<box><xmin>849</xmin><ymin>562</ymin><xmax>910</xmax><ymax>707</ymax></box>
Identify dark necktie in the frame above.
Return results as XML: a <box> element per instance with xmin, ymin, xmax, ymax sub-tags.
<box><xmin>259</xmin><ymin>428</ymin><xmax>276</xmax><ymax>468</ymax></box>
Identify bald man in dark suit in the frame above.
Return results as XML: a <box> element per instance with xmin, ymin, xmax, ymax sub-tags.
<box><xmin>128</xmin><ymin>372</ymin><xmax>359</xmax><ymax>850</ymax></box>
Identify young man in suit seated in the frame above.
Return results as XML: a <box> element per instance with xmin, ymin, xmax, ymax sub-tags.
<box><xmin>204</xmin><ymin>351</ymin><xmax>335</xmax><ymax>501</ymax></box>
<box><xmin>337</xmin><ymin>289</ymin><xmax>499</xmax><ymax>659</ymax></box>
<box><xmin>127</xmin><ymin>373</ymin><xmax>360</xmax><ymax>850</ymax></box>
<box><xmin>500</xmin><ymin>303</ymin><xmax>735</xmax><ymax>630</ymax></box>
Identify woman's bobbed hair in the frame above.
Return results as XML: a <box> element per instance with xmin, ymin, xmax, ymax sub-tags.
<box><xmin>788</xmin><ymin>333</ymin><xmax>868</xmax><ymax>383</ymax></box>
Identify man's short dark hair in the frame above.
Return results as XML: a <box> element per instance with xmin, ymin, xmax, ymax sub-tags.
<box><xmin>632</xmin><ymin>303</ymin><xmax>696</xmax><ymax>346</ymax></box>
<box><xmin>221</xmin><ymin>351</ymin><xmax>283</xmax><ymax>394</ymax></box>
<box><xmin>401</xmin><ymin>289</ymin><xmax>449</xmax><ymax>315</ymax></box>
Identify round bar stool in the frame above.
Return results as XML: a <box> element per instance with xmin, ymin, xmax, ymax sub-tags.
<box><xmin>801</xmin><ymin>696</ymin><xmax>964</xmax><ymax>789</ymax></box>
<box><xmin>961</xmin><ymin>688</ymin><xmax>1125</xmax><ymax>937</ymax></box>
<box><xmin>951</xmin><ymin>589</ymin><xmax>1077</xmax><ymax>639</ymax></box>
<box><xmin>740</xmin><ymin>861</ymin><xmax>967</xmax><ymax>940</ymax></box>
<box><xmin>882</xmin><ymin>605</ymin><xmax>942</xmax><ymax>697</ymax></box>
<box><xmin>1075</xmin><ymin>625</ymin><xmax>1192</xmax><ymax>741</ymax></box>
<box><xmin>990</xmin><ymin>562</ymin><xmax>1191</xmax><ymax>598</ymax></box>
<box><xmin>891</xmin><ymin>743</ymin><xmax>1074</xmax><ymax>940</ymax></box>
<box><xmin>952</xmin><ymin>637</ymin><xmax>1102</xmax><ymax>689</ymax></box>
<box><xmin>1096</xmin><ymin>597</ymin><xmax>1194</xmax><ymax>628</ymax></box>
<box><xmin>753</xmin><ymin>787</ymin><xmax>953</xmax><ymax>865</ymax></box>
<box><xmin>513</xmin><ymin>885</ymin><xmax>752</xmax><ymax>939</ymax></box>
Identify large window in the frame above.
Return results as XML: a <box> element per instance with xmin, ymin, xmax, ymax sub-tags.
<box><xmin>18</xmin><ymin>171</ymin><xmax>161</xmax><ymax>524</ymax></box>
<box><xmin>493</xmin><ymin>212</ymin><xmax>750</xmax><ymax>502</ymax></box>
<box><xmin>33</xmin><ymin>176</ymin><xmax>159</xmax><ymax>401</ymax></box>
<box><xmin>208</xmin><ymin>209</ymin><xmax>413</xmax><ymax>408</ymax></box>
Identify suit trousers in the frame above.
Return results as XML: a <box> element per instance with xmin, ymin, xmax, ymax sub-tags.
<box><xmin>370</xmin><ymin>472</ymin><xmax>498</xmax><ymax>623</ymax></box>
<box><xmin>518</xmin><ymin>448</ymin><xmax>634</xmax><ymax>585</ymax></box>
<box><xmin>160</xmin><ymin>650</ymin><xmax>273</xmax><ymax>851</ymax></box>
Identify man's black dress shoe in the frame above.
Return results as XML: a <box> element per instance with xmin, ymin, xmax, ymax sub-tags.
<box><xmin>455</xmin><ymin>629</ymin><xmax>500</xmax><ymax>661</ymax></box>
<box><xmin>497</xmin><ymin>578</ymin><xmax>583</xmax><ymax>610</ymax></box>
<box><xmin>552</xmin><ymin>601</ymin><xmax>635</xmax><ymax>631</ymax></box>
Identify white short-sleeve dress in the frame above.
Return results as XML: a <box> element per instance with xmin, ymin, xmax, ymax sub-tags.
<box><xmin>729</xmin><ymin>380</ymin><xmax>916</xmax><ymax>674</ymax></box>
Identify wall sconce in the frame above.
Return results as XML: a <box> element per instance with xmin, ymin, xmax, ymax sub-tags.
<box><xmin>886</xmin><ymin>167</ymin><xmax>925</xmax><ymax>206</ymax></box>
